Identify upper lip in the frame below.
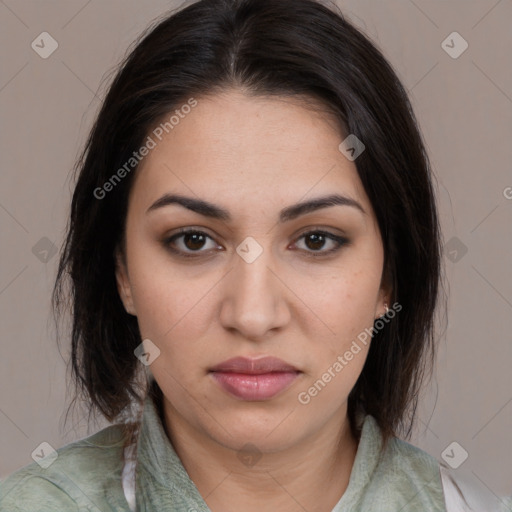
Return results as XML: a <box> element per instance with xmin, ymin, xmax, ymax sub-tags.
<box><xmin>209</xmin><ymin>356</ymin><xmax>299</xmax><ymax>374</ymax></box>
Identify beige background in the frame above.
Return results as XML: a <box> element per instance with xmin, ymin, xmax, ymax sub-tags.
<box><xmin>1</xmin><ymin>0</ymin><xmax>511</xmax><ymax>501</ymax></box>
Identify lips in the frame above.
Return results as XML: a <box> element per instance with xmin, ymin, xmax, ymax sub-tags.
<box><xmin>209</xmin><ymin>356</ymin><xmax>301</xmax><ymax>401</ymax></box>
<box><xmin>209</xmin><ymin>356</ymin><xmax>299</xmax><ymax>374</ymax></box>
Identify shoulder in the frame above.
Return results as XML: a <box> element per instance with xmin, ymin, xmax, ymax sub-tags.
<box><xmin>440</xmin><ymin>464</ymin><xmax>512</xmax><ymax>512</ymax></box>
<box><xmin>384</xmin><ymin>434</ymin><xmax>442</xmax><ymax>480</ymax></box>
<box><xmin>0</xmin><ymin>423</ymin><xmax>128</xmax><ymax>511</ymax></box>
<box><xmin>371</xmin><ymin>430</ymin><xmax>512</xmax><ymax>512</ymax></box>
<box><xmin>359</xmin><ymin>417</ymin><xmax>446</xmax><ymax>511</ymax></box>
<box><xmin>360</xmin><ymin>416</ymin><xmax>442</xmax><ymax>484</ymax></box>
<box><xmin>376</xmin><ymin>436</ymin><xmax>446</xmax><ymax>510</ymax></box>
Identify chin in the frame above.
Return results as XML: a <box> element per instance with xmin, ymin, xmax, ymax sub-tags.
<box><xmin>205</xmin><ymin>409</ymin><xmax>304</xmax><ymax>449</ymax></box>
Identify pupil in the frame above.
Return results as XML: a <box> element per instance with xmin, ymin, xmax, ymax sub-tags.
<box><xmin>306</xmin><ymin>233</ymin><xmax>325</xmax><ymax>250</ymax></box>
<box><xmin>185</xmin><ymin>233</ymin><xmax>205</xmax><ymax>250</ymax></box>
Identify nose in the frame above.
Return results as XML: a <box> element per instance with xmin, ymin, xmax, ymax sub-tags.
<box><xmin>219</xmin><ymin>243</ymin><xmax>291</xmax><ymax>340</ymax></box>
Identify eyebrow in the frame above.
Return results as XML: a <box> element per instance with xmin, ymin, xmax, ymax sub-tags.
<box><xmin>146</xmin><ymin>193</ymin><xmax>366</xmax><ymax>222</ymax></box>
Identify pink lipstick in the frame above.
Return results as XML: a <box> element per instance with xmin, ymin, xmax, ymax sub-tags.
<box><xmin>209</xmin><ymin>356</ymin><xmax>300</xmax><ymax>401</ymax></box>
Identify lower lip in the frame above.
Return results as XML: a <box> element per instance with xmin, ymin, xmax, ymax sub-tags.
<box><xmin>210</xmin><ymin>371</ymin><xmax>299</xmax><ymax>401</ymax></box>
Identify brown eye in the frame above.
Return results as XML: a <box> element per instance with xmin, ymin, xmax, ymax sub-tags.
<box><xmin>294</xmin><ymin>230</ymin><xmax>348</xmax><ymax>256</ymax></box>
<box><xmin>304</xmin><ymin>232</ymin><xmax>327</xmax><ymax>250</ymax></box>
<box><xmin>163</xmin><ymin>229</ymin><xmax>219</xmax><ymax>257</ymax></box>
<box><xmin>182</xmin><ymin>232</ymin><xmax>207</xmax><ymax>250</ymax></box>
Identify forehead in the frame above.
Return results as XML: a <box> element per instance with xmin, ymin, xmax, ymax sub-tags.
<box><xmin>129</xmin><ymin>90</ymin><xmax>371</xmax><ymax>216</ymax></box>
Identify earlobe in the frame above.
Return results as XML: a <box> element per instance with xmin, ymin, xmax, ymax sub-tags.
<box><xmin>376</xmin><ymin>273</ymin><xmax>393</xmax><ymax>320</ymax></box>
<box><xmin>114</xmin><ymin>250</ymin><xmax>137</xmax><ymax>316</ymax></box>
<box><xmin>375</xmin><ymin>302</ymin><xmax>389</xmax><ymax>321</ymax></box>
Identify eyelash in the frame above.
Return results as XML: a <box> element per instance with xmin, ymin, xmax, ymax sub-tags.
<box><xmin>162</xmin><ymin>228</ymin><xmax>349</xmax><ymax>259</ymax></box>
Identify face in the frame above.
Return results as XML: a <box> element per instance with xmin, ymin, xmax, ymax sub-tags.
<box><xmin>115</xmin><ymin>89</ymin><xmax>390</xmax><ymax>453</ymax></box>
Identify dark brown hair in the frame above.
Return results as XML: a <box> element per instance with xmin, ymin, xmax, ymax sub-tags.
<box><xmin>53</xmin><ymin>0</ymin><xmax>445</xmax><ymax>446</ymax></box>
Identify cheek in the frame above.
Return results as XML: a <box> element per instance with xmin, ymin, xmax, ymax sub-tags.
<box><xmin>296</xmin><ymin>285</ymin><xmax>372</xmax><ymax>408</ymax></box>
<box><xmin>126</xmin><ymin>224</ymin><xmax>203</xmax><ymax>314</ymax></box>
<box><xmin>127</xmin><ymin>244</ymin><xmax>202</xmax><ymax>329</ymax></box>
<box><xmin>296</xmin><ymin>343</ymin><xmax>369</xmax><ymax>416</ymax></box>
<box><xmin>302</xmin><ymin>266</ymin><xmax>381</xmax><ymax>341</ymax></box>
<box><xmin>128</xmin><ymin>261</ymin><xmax>218</xmax><ymax>376</ymax></box>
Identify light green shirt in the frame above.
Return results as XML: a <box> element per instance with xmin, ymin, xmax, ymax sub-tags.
<box><xmin>1</xmin><ymin>393</ymin><xmax>503</xmax><ymax>511</ymax></box>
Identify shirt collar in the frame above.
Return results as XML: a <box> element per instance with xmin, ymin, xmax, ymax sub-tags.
<box><xmin>135</xmin><ymin>390</ymin><xmax>211</xmax><ymax>511</ymax></box>
<box><xmin>134</xmin><ymin>390</ymin><xmax>383</xmax><ymax>511</ymax></box>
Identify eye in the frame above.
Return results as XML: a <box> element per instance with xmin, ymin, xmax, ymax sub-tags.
<box><xmin>292</xmin><ymin>230</ymin><xmax>348</xmax><ymax>257</ymax></box>
<box><xmin>163</xmin><ymin>229</ymin><xmax>220</xmax><ymax>257</ymax></box>
<box><xmin>163</xmin><ymin>228</ymin><xmax>349</xmax><ymax>259</ymax></box>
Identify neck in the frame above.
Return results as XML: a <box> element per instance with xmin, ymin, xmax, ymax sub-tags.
<box><xmin>160</xmin><ymin>397</ymin><xmax>359</xmax><ymax>512</ymax></box>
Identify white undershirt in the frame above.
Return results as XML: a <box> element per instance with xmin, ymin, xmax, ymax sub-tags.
<box><xmin>122</xmin><ymin>443</ymin><xmax>137</xmax><ymax>512</ymax></box>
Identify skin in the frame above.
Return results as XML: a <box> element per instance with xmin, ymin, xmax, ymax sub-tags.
<box><xmin>115</xmin><ymin>89</ymin><xmax>391</xmax><ymax>512</ymax></box>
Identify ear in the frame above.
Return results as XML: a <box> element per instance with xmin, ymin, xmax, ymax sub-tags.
<box><xmin>375</xmin><ymin>268</ymin><xmax>393</xmax><ymax>320</ymax></box>
<box><xmin>115</xmin><ymin>248</ymin><xmax>137</xmax><ymax>316</ymax></box>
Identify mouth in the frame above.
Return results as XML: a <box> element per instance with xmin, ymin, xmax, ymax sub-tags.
<box><xmin>208</xmin><ymin>356</ymin><xmax>301</xmax><ymax>401</ymax></box>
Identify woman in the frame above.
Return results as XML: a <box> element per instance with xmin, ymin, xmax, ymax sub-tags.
<box><xmin>1</xmin><ymin>0</ymin><xmax>508</xmax><ymax>511</ymax></box>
